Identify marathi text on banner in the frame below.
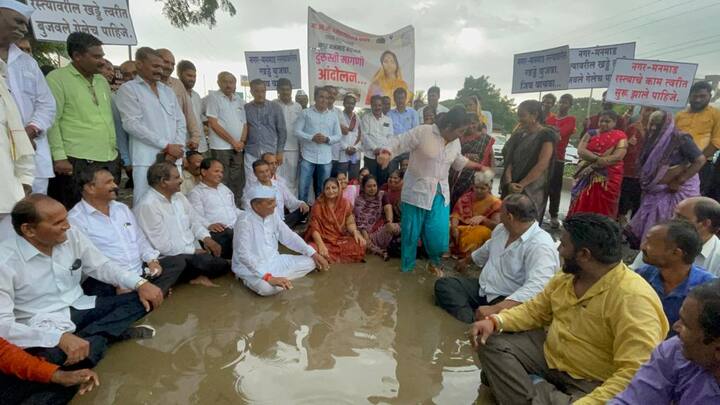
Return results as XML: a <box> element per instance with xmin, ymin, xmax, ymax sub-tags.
<box><xmin>28</xmin><ymin>0</ymin><xmax>137</xmax><ymax>45</ymax></box>
<box><xmin>307</xmin><ymin>7</ymin><xmax>414</xmax><ymax>107</ymax></box>
<box><xmin>606</xmin><ymin>58</ymin><xmax>698</xmax><ymax>109</ymax></box>
<box><xmin>244</xmin><ymin>49</ymin><xmax>302</xmax><ymax>90</ymax></box>
<box><xmin>512</xmin><ymin>46</ymin><xmax>570</xmax><ymax>94</ymax></box>
<box><xmin>568</xmin><ymin>42</ymin><xmax>636</xmax><ymax>89</ymax></box>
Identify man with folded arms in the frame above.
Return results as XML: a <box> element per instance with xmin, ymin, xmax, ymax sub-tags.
<box><xmin>0</xmin><ymin>194</ymin><xmax>164</xmax><ymax>371</ymax></box>
<box><xmin>232</xmin><ymin>185</ymin><xmax>329</xmax><ymax>296</ymax></box>
<box><xmin>68</xmin><ymin>166</ymin><xmax>186</xmax><ymax>296</ymax></box>
<box><xmin>134</xmin><ymin>162</ymin><xmax>230</xmax><ymax>287</ymax></box>
<box><xmin>471</xmin><ymin>213</ymin><xmax>668</xmax><ymax>404</ymax></box>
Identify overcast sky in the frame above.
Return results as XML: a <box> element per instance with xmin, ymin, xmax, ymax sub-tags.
<box><xmin>103</xmin><ymin>0</ymin><xmax>720</xmax><ymax>103</ymax></box>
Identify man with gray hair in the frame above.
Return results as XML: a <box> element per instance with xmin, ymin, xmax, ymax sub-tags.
<box><xmin>435</xmin><ymin>193</ymin><xmax>559</xmax><ymax>323</ymax></box>
<box><xmin>157</xmin><ymin>48</ymin><xmax>201</xmax><ymax>152</ymax></box>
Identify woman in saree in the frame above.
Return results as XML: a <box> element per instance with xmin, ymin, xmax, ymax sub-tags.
<box><xmin>354</xmin><ymin>175</ymin><xmax>401</xmax><ymax>260</ymax></box>
<box><xmin>450</xmin><ymin>170</ymin><xmax>502</xmax><ymax>257</ymax></box>
<box><xmin>567</xmin><ymin>110</ymin><xmax>627</xmax><ymax>218</ymax></box>
<box><xmin>306</xmin><ymin>177</ymin><xmax>367</xmax><ymax>263</ymax></box>
<box><xmin>450</xmin><ymin>112</ymin><xmax>495</xmax><ymax>207</ymax></box>
<box><xmin>501</xmin><ymin>100</ymin><xmax>557</xmax><ymax>223</ymax></box>
<box><xmin>364</xmin><ymin>50</ymin><xmax>412</xmax><ymax>105</ymax></box>
<box><xmin>627</xmin><ymin>110</ymin><xmax>706</xmax><ymax>248</ymax></box>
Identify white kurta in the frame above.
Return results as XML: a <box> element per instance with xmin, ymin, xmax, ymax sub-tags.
<box><xmin>0</xmin><ymin>91</ymin><xmax>34</xmax><ymax>215</ymax></box>
<box><xmin>187</xmin><ymin>181</ymin><xmax>241</xmax><ymax>228</ymax></box>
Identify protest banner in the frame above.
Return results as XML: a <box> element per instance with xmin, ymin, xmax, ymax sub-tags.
<box><xmin>512</xmin><ymin>46</ymin><xmax>570</xmax><ymax>94</ymax></box>
<box><xmin>245</xmin><ymin>49</ymin><xmax>302</xmax><ymax>90</ymax></box>
<box><xmin>308</xmin><ymin>7</ymin><xmax>414</xmax><ymax>107</ymax></box>
<box><xmin>27</xmin><ymin>0</ymin><xmax>137</xmax><ymax>45</ymax></box>
<box><xmin>569</xmin><ymin>42</ymin><xmax>636</xmax><ymax>89</ymax></box>
<box><xmin>607</xmin><ymin>58</ymin><xmax>698</xmax><ymax>109</ymax></box>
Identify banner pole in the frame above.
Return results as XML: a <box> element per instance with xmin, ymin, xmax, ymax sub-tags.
<box><xmin>586</xmin><ymin>88</ymin><xmax>594</xmax><ymax>119</ymax></box>
<box><xmin>127</xmin><ymin>45</ymin><xmax>132</xmax><ymax>61</ymax></box>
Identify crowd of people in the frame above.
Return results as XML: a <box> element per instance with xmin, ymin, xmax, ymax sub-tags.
<box><xmin>1</xmin><ymin>1</ymin><xmax>720</xmax><ymax>403</ymax></box>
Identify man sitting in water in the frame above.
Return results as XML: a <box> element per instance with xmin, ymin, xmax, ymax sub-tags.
<box><xmin>435</xmin><ymin>193</ymin><xmax>559</xmax><ymax>323</ymax></box>
<box><xmin>232</xmin><ymin>185</ymin><xmax>329</xmax><ymax>296</ymax></box>
<box><xmin>134</xmin><ymin>162</ymin><xmax>230</xmax><ymax>287</ymax></box>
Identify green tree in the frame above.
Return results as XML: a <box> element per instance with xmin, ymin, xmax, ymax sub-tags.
<box><xmin>26</xmin><ymin>26</ymin><xmax>66</xmax><ymax>67</ymax></box>
<box><xmin>158</xmin><ymin>0</ymin><xmax>236</xmax><ymax>29</ymax></box>
<box><xmin>454</xmin><ymin>75</ymin><xmax>517</xmax><ymax>134</ymax></box>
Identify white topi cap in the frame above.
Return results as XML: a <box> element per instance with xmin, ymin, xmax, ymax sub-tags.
<box><xmin>0</xmin><ymin>1</ymin><xmax>34</xmax><ymax>19</ymax></box>
<box><xmin>296</xmin><ymin>90</ymin><xmax>307</xmax><ymax>96</ymax></box>
<box><xmin>247</xmin><ymin>185</ymin><xmax>276</xmax><ymax>202</ymax></box>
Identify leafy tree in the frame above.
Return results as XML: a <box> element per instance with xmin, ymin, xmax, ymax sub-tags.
<box><xmin>26</xmin><ymin>26</ymin><xmax>66</xmax><ymax>67</ymax></box>
<box><xmin>158</xmin><ymin>0</ymin><xmax>236</xmax><ymax>29</ymax></box>
<box><xmin>454</xmin><ymin>75</ymin><xmax>517</xmax><ymax>134</ymax></box>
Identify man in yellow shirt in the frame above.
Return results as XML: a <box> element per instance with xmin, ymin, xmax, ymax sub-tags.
<box><xmin>675</xmin><ymin>81</ymin><xmax>720</xmax><ymax>197</ymax></box>
<box><xmin>471</xmin><ymin>213</ymin><xmax>668</xmax><ymax>405</ymax></box>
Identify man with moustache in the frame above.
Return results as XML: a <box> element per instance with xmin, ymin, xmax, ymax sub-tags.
<box><xmin>181</xmin><ymin>150</ymin><xmax>204</xmax><ymax>195</ymax></box>
<box><xmin>157</xmin><ymin>48</ymin><xmax>201</xmax><ymax>152</ymax></box>
<box><xmin>244</xmin><ymin>78</ymin><xmax>286</xmax><ymax>189</ymax></box>
<box><xmin>471</xmin><ymin>213</ymin><xmax>668</xmax><ymax>404</ymax></box>
<box><xmin>115</xmin><ymin>47</ymin><xmax>186</xmax><ymax>206</ymax></box>
<box><xmin>273</xmin><ymin>78</ymin><xmax>303</xmax><ymax>195</ymax></box>
<box><xmin>46</xmin><ymin>33</ymin><xmax>118</xmax><ymax>209</ymax></box>
<box><xmin>177</xmin><ymin>59</ymin><xmax>208</xmax><ymax>155</ymax></box>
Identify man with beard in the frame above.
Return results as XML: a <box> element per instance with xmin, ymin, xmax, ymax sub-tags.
<box><xmin>177</xmin><ymin>60</ymin><xmax>208</xmax><ymax>155</ymax></box>
<box><xmin>676</xmin><ymin>81</ymin><xmax>720</xmax><ymax>198</ymax></box>
<box><xmin>471</xmin><ymin>213</ymin><xmax>668</xmax><ymax>404</ymax></box>
<box><xmin>610</xmin><ymin>279</ymin><xmax>720</xmax><ymax>404</ymax></box>
<box><xmin>68</xmin><ymin>166</ymin><xmax>186</xmax><ymax>296</ymax></box>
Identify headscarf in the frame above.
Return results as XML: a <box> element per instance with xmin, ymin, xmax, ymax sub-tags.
<box><xmin>639</xmin><ymin>111</ymin><xmax>679</xmax><ymax>189</ymax></box>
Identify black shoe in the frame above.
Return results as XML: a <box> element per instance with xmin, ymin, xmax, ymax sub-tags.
<box><xmin>120</xmin><ymin>325</ymin><xmax>156</xmax><ymax>340</ymax></box>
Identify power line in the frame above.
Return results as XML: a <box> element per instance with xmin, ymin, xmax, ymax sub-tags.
<box><xmin>641</xmin><ymin>33</ymin><xmax>720</xmax><ymax>58</ymax></box>
<box><xmin>599</xmin><ymin>1</ymin><xmax>720</xmax><ymax>40</ymax></box>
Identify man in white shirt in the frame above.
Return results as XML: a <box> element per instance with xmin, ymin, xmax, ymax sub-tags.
<box><xmin>206</xmin><ymin>72</ymin><xmax>247</xmax><ymax>207</ymax></box>
<box><xmin>0</xmin><ymin>194</ymin><xmax>164</xmax><ymax>367</ymax></box>
<box><xmin>134</xmin><ymin>162</ymin><xmax>230</xmax><ymax>287</ymax></box>
<box><xmin>360</xmin><ymin>95</ymin><xmax>394</xmax><ymax>186</ymax></box>
<box><xmin>632</xmin><ymin>196</ymin><xmax>720</xmax><ymax>276</ymax></box>
<box><xmin>262</xmin><ymin>152</ymin><xmax>309</xmax><ymax>227</ymax></box>
<box><xmin>187</xmin><ymin>158</ymin><xmax>241</xmax><ymax>259</ymax></box>
<box><xmin>273</xmin><ymin>78</ymin><xmax>302</xmax><ymax>196</ymax></box>
<box><xmin>156</xmin><ymin>49</ymin><xmax>201</xmax><ymax>153</ymax></box>
<box><xmin>435</xmin><ymin>193</ymin><xmax>559</xmax><ymax>323</ymax></box>
<box><xmin>332</xmin><ymin>94</ymin><xmax>361</xmax><ymax>180</ymax></box>
<box><xmin>0</xmin><ymin>3</ymin><xmax>56</xmax><ymax>194</ymax></box>
<box><xmin>68</xmin><ymin>166</ymin><xmax>186</xmax><ymax>296</ymax></box>
<box><xmin>417</xmin><ymin>85</ymin><xmax>449</xmax><ymax>117</ymax></box>
<box><xmin>115</xmin><ymin>47</ymin><xmax>187</xmax><ymax>207</ymax></box>
<box><xmin>243</xmin><ymin>158</ymin><xmax>308</xmax><ymax>225</ymax></box>
<box><xmin>232</xmin><ymin>185</ymin><xmax>329</xmax><ymax>296</ymax></box>
<box><xmin>177</xmin><ymin>59</ymin><xmax>208</xmax><ymax>155</ymax></box>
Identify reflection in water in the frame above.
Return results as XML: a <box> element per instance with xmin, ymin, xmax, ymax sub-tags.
<box><xmin>71</xmin><ymin>258</ymin><xmax>482</xmax><ymax>404</ymax></box>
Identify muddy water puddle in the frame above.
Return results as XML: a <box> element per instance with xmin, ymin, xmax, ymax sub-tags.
<box><xmin>71</xmin><ymin>257</ymin><xmax>487</xmax><ymax>404</ymax></box>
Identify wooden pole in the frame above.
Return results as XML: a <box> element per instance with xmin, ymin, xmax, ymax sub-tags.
<box><xmin>586</xmin><ymin>88</ymin><xmax>594</xmax><ymax>119</ymax></box>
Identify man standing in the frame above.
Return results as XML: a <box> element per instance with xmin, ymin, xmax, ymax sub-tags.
<box><xmin>472</xmin><ymin>214</ymin><xmax>668</xmax><ymax>404</ymax></box>
<box><xmin>115</xmin><ymin>47</ymin><xmax>186</xmax><ymax>206</ymax></box>
<box><xmin>333</xmin><ymin>94</ymin><xmax>361</xmax><ymax>179</ymax></box>
<box><xmin>46</xmin><ymin>33</ymin><xmax>118</xmax><ymax>209</ymax></box>
<box><xmin>118</xmin><ymin>60</ymin><xmax>136</xmax><ymax>83</ymax></box>
<box><xmin>273</xmin><ymin>78</ymin><xmax>302</xmax><ymax>196</ymax></box>
<box><xmin>361</xmin><ymin>95</ymin><xmax>394</xmax><ymax>186</ymax></box>
<box><xmin>295</xmin><ymin>90</ymin><xmax>308</xmax><ymax>110</ymax></box>
<box><xmin>232</xmin><ymin>185</ymin><xmax>329</xmax><ymax>296</ymax></box>
<box><xmin>417</xmin><ymin>86</ymin><xmax>449</xmax><ymax>117</ymax></box>
<box><xmin>0</xmin><ymin>3</ymin><xmax>56</xmax><ymax>194</ymax></box>
<box><xmin>177</xmin><ymin>60</ymin><xmax>207</xmax><ymax>155</ymax></box>
<box><xmin>294</xmin><ymin>86</ymin><xmax>341</xmax><ymax>203</ymax></box>
<box><xmin>206</xmin><ymin>71</ymin><xmax>246</xmax><ymax>206</ymax></box>
<box><xmin>157</xmin><ymin>48</ymin><xmax>201</xmax><ymax>152</ymax></box>
<box><xmin>387</xmin><ymin>88</ymin><xmax>419</xmax><ymax>171</ymax></box>
<box><xmin>244</xmin><ymin>79</ymin><xmax>286</xmax><ymax>187</ymax></box>
<box><xmin>545</xmin><ymin>94</ymin><xmax>576</xmax><ymax>228</ymax></box>
<box><xmin>636</xmin><ymin>219</ymin><xmax>715</xmax><ymax>333</ymax></box>
<box><xmin>676</xmin><ymin>81</ymin><xmax>720</xmax><ymax>197</ymax></box>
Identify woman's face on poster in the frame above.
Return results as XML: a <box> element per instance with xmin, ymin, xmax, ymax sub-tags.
<box><xmin>382</xmin><ymin>53</ymin><xmax>398</xmax><ymax>75</ymax></box>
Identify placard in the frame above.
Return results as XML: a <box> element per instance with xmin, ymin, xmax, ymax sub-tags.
<box><xmin>569</xmin><ymin>42</ymin><xmax>636</xmax><ymax>89</ymax></box>
<box><xmin>606</xmin><ymin>58</ymin><xmax>698</xmax><ymax>109</ymax></box>
<box><xmin>245</xmin><ymin>49</ymin><xmax>302</xmax><ymax>90</ymax></box>
<box><xmin>512</xmin><ymin>46</ymin><xmax>570</xmax><ymax>93</ymax></box>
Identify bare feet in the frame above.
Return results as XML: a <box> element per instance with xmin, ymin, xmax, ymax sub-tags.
<box><xmin>189</xmin><ymin>275</ymin><xmax>219</xmax><ymax>287</ymax></box>
<box><xmin>427</xmin><ymin>263</ymin><xmax>444</xmax><ymax>277</ymax></box>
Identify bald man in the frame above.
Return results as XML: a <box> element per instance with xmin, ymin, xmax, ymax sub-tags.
<box><xmin>632</xmin><ymin>196</ymin><xmax>720</xmax><ymax>276</ymax></box>
<box><xmin>157</xmin><ymin>48</ymin><xmax>201</xmax><ymax>152</ymax></box>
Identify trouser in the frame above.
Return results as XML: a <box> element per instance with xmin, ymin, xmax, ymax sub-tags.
<box><xmin>210</xmin><ymin>228</ymin><xmax>234</xmax><ymax>260</ymax></box>
<box><xmin>213</xmin><ymin>149</ymin><xmax>245</xmax><ymax>207</ymax></box>
<box><xmin>547</xmin><ymin>160</ymin><xmax>565</xmax><ymax>218</ymax></box>
<box><xmin>478</xmin><ymin>329</ymin><xmax>602</xmax><ymax>405</ymax></box>
<box><xmin>284</xmin><ymin>208</ymin><xmax>306</xmax><ymax>229</ymax></box>
<box><xmin>434</xmin><ymin>277</ymin><xmax>506</xmax><ymax>323</ymax></box>
<box><xmin>299</xmin><ymin>158</ymin><xmax>332</xmax><ymax>203</ymax></box>
<box><xmin>618</xmin><ymin>177</ymin><xmax>641</xmax><ymax>217</ymax></box>
<box><xmin>700</xmin><ymin>161</ymin><xmax>714</xmax><ymax>197</ymax></box>
<box><xmin>400</xmin><ymin>189</ymin><xmax>449</xmax><ymax>272</ymax></box>
<box><xmin>82</xmin><ymin>255</ymin><xmax>187</xmax><ymax>297</ymax></box>
<box><xmin>240</xmin><ymin>254</ymin><xmax>316</xmax><ymax>296</ymax></box>
<box><xmin>331</xmin><ymin>160</ymin><xmax>361</xmax><ymax>180</ymax></box>
<box><xmin>32</xmin><ymin>177</ymin><xmax>49</xmax><ymax>194</ymax></box>
<box><xmin>48</xmin><ymin>156</ymin><xmax>121</xmax><ymax>210</ymax></box>
<box><xmin>27</xmin><ymin>292</ymin><xmax>148</xmax><ymax>368</ymax></box>
<box><xmin>0</xmin><ymin>214</ymin><xmax>12</xmax><ymax>240</ymax></box>
<box><xmin>364</xmin><ymin>156</ymin><xmax>389</xmax><ymax>186</ymax></box>
<box><xmin>177</xmin><ymin>253</ymin><xmax>231</xmax><ymax>282</ymax></box>
<box><xmin>0</xmin><ymin>374</ymin><xmax>77</xmax><ymax>405</ymax></box>
<box><xmin>278</xmin><ymin>150</ymin><xmax>300</xmax><ymax>197</ymax></box>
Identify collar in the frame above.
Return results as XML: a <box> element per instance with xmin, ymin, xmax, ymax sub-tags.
<box><xmin>518</xmin><ymin>222</ymin><xmax>542</xmax><ymax>243</ymax></box>
<box><xmin>249</xmin><ymin>207</ymin><xmax>273</xmax><ymax>224</ymax></box>
<box><xmin>701</xmin><ymin>234</ymin><xmax>719</xmax><ymax>259</ymax></box>
<box><xmin>275</xmin><ymin>98</ymin><xmax>295</xmax><ymax>106</ymax></box>
<box><xmin>79</xmin><ymin>199</ymin><xmax>115</xmax><ymax>216</ymax></box>
<box><xmin>651</xmin><ymin>265</ymin><xmax>707</xmax><ymax>298</ymax></box>
<box><xmin>149</xmin><ymin>188</ymin><xmax>175</xmax><ymax>203</ymax></box>
<box><xmin>572</xmin><ymin>261</ymin><xmax>629</xmax><ymax>303</ymax></box>
<box><xmin>197</xmin><ymin>181</ymin><xmax>219</xmax><ymax>190</ymax></box>
<box><xmin>16</xmin><ymin>233</ymin><xmax>44</xmax><ymax>261</ymax></box>
<box><xmin>7</xmin><ymin>43</ymin><xmax>22</xmax><ymax>64</ymax></box>
<box><xmin>68</xmin><ymin>63</ymin><xmax>99</xmax><ymax>83</ymax></box>
<box><xmin>311</xmin><ymin>106</ymin><xmax>330</xmax><ymax>114</ymax></box>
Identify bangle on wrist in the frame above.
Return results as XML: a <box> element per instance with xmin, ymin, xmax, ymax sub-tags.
<box><xmin>135</xmin><ymin>278</ymin><xmax>148</xmax><ymax>290</ymax></box>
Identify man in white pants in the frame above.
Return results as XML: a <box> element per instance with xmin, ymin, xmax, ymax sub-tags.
<box><xmin>232</xmin><ymin>185</ymin><xmax>329</xmax><ymax>296</ymax></box>
<box><xmin>273</xmin><ymin>78</ymin><xmax>302</xmax><ymax>196</ymax></box>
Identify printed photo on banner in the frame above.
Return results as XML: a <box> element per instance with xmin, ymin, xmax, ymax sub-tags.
<box><xmin>245</xmin><ymin>49</ymin><xmax>302</xmax><ymax>90</ymax></box>
<box><xmin>27</xmin><ymin>0</ymin><xmax>137</xmax><ymax>45</ymax></box>
<box><xmin>568</xmin><ymin>42</ymin><xmax>636</xmax><ymax>89</ymax></box>
<box><xmin>308</xmin><ymin>7</ymin><xmax>415</xmax><ymax>107</ymax></box>
<box><xmin>607</xmin><ymin>58</ymin><xmax>698</xmax><ymax>109</ymax></box>
<box><xmin>512</xmin><ymin>45</ymin><xmax>570</xmax><ymax>94</ymax></box>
